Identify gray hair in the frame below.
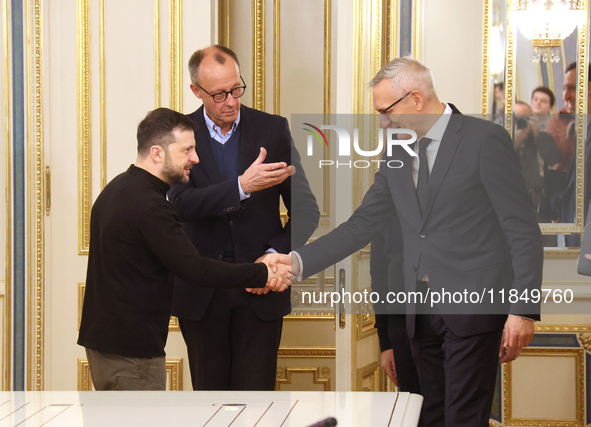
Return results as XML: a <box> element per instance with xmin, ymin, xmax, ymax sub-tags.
<box><xmin>188</xmin><ymin>45</ymin><xmax>240</xmax><ymax>85</ymax></box>
<box><xmin>369</xmin><ymin>56</ymin><xmax>436</xmax><ymax>99</ymax></box>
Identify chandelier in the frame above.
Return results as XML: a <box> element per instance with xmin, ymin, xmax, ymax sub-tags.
<box><xmin>510</xmin><ymin>0</ymin><xmax>586</xmax><ymax>63</ymax></box>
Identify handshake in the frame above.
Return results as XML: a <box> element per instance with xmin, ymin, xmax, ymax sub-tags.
<box><xmin>245</xmin><ymin>253</ymin><xmax>294</xmax><ymax>295</ymax></box>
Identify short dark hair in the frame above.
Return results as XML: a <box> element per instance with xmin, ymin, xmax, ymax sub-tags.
<box><xmin>531</xmin><ymin>86</ymin><xmax>556</xmax><ymax>108</ymax></box>
<box><xmin>564</xmin><ymin>62</ymin><xmax>591</xmax><ymax>82</ymax></box>
<box><xmin>136</xmin><ymin>108</ymin><xmax>197</xmax><ymax>156</ymax></box>
<box><xmin>188</xmin><ymin>45</ymin><xmax>240</xmax><ymax>85</ymax></box>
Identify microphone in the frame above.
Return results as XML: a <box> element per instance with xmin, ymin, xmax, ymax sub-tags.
<box><xmin>305</xmin><ymin>417</ymin><xmax>337</xmax><ymax>427</ymax></box>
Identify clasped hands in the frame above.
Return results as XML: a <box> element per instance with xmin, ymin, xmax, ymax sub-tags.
<box><xmin>245</xmin><ymin>253</ymin><xmax>292</xmax><ymax>295</ymax></box>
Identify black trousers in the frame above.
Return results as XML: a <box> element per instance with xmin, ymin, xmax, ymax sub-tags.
<box><xmin>387</xmin><ymin>316</ymin><xmax>422</xmax><ymax>395</ymax></box>
<box><xmin>179</xmin><ymin>288</ymin><xmax>283</xmax><ymax>391</ymax></box>
<box><xmin>410</xmin><ymin>310</ymin><xmax>502</xmax><ymax>427</ymax></box>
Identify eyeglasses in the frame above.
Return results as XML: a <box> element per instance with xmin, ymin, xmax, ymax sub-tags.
<box><xmin>378</xmin><ymin>91</ymin><xmax>412</xmax><ymax>115</ymax></box>
<box><xmin>196</xmin><ymin>76</ymin><xmax>247</xmax><ymax>103</ymax></box>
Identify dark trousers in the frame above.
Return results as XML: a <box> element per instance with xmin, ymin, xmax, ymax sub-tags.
<box><xmin>387</xmin><ymin>316</ymin><xmax>422</xmax><ymax>395</ymax></box>
<box><xmin>410</xmin><ymin>311</ymin><xmax>502</xmax><ymax>427</ymax></box>
<box><xmin>179</xmin><ymin>288</ymin><xmax>283</xmax><ymax>391</ymax></box>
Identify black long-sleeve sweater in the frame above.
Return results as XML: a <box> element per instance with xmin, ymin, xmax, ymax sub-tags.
<box><xmin>78</xmin><ymin>165</ymin><xmax>267</xmax><ymax>358</ymax></box>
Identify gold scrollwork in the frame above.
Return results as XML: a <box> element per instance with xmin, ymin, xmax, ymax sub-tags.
<box><xmin>503</xmin><ymin>348</ymin><xmax>585</xmax><ymax>426</ymax></box>
<box><xmin>252</xmin><ymin>0</ymin><xmax>265</xmax><ymax>111</ymax></box>
<box><xmin>277</xmin><ymin>346</ymin><xmax>336</xmax><ymax>358</ymax></box>
<box><xmin>578</xmin><ymin>332</ymin><xmax>591</xmax><ymax>351</ymax></box>
<box><xmin>504</xmin><ymin>6</ymin><xmax>515</xmax><ymax>135</ymax></box>
<box><xmin>25</xmin><ymin>0</ymin><xmax>45</xmax><ymax>392</ymax></box>
<box><xmin>169</xmin><ymin>0</ymin><xmax>182</xmax><ymax>112</ymax></box>
<box><xmin>77</xmin><ymin>0</ymin><xmax>92</xmax><ymax>255</ymax></box>
<box><xmin>536</xmin><ymin>324</ymin><xmax>591</xmax><ymax>332</ymax></box>
<box><xmin>482</xmin><ymin>0</ymin><xmax>491</xmax><ymax>116</ymax></box>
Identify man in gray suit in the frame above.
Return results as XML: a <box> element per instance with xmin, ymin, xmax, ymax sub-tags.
<box><xmin>292</xmin><ymin>57</ymin><xmax>543</xmax><ymax>427</ymax></box>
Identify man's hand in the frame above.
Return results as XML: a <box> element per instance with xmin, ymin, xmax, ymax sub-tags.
<box><xmin>381</xmin><ymin>349</ymin><xmax>398</xmax><ymax>386</ymax></box>
<box><xmin>290</xmin><ymin>252</ymin><xmax>301</xmax><ymax>281</ymax></box>
<box><xmin>239</xmin><ymin>147</ymin><xmax>295</xmax><ymax>194</ymax></box>
<box><xmin>246</xmin><ymin>253</ymin><xmax>292</xmax><ymax>295</ymax></box>
<box><xmin>499</xmin><ymin>316</ymin><xmax>535</xmax><ymax>363</ymax></box>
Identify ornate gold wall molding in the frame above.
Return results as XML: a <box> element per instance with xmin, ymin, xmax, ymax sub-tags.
<box><xmin>356</xmin><ymin>308</ymin><xmax>376</xmax><ymax>340</ymax></box>
<box><xmin>99</xmin><ymin>0</ymin><xmax>106</xmax><ymax>189</ymax></box>
<box><xmin>77</xmin><ymin>359</ymin><xmax>91</xmax><ymax>391</ymax></box>
<box><xmin>412</xmin><ymin>0</ymin><xmax>420</xmax><ymax>58</ymax></box>
<box><xmin>273</xmin><ymin>0</ymin><xmax>280</xmax><ymax>115</ymax></box>
<box><xmin>572</xmin><ymin>17</ymin><xmax>588</xmax><ymax>233</ymax></box>
<box><xmin>169</xmin><ymin>0</ymin><xmax>182</xmax><ymax>111</ymax></box>
<box><xmin>277</xmin><ymin>346</ymin><xmax>335</xmax><ymax>358</ymax></box>
<box><xmin>504</xmin><ymin>7</ymin><xmax>515</xmax><ymax>135</ymax></box>
<box><xmin>3</xmin><ymin>0</ymin><xmax>13</xmax><ymax>392</ymax></box>
<box><xmin>482</xmin><ymin>0</ymin><xmax>491</xmax><ymax>116</ymax></box>
<box><xmin>536</xmin><ymin>324</ymin><xmax>591</xmax><ymax>332</ymax></box>
<box><xmin>284</xmin><ymin>313</ymin><xmax>335</xmax><ymax>321</ymax></box>
<box><xmin>218</xmin><ymin>0</ymin><xmax>229</xmax><ymax>47</ymax></box>
<box><xmin>252</xmin><ymin>0</ymin><xmax>265</xmax><ymax>111</ymax></box>
<box><xmin>78</xmin><ymin>358</ymin><xmax>183</xmax><ymax>391</ymax></box>
<box><xmin>154</xmin><ymin>0</ymin><xmax>161</xmax><ymax>108</ymax></box>
<box><xmin>543</xmin><ymin>248</ymin><xmax>579</xmax><ymax>258</ymax></box>
<box><xmin>503</xmin><ymin>348</ymin><xmax>585</xmax><ymax>426</ymax></box>
<box><xmin>356</xmin><ymin>361</ymin><xmax>379</xmax><ymax>392</ymax></box>
<box><xmin>25</xmin><ymin>0</ymin><xmax>45</xmax><ymax>392</ymax></box>
<box><xmin>169</xmin><ymin>316</ymin><xmax>180</xmax><ymax>331</ymax></box>
<box><xmin>165</xmin><ymin>358</ymin><xmax>183</xmax><ymax>390</ymax></box>
<box><xmin>77</xmin><ymin>0</ymin><xmax>92</xmax><ymax>255</ymax></box>
<box><xmin>275</xmin><ymin>367</ymin><xmax>330</xmax><ymax>391</ymax></box>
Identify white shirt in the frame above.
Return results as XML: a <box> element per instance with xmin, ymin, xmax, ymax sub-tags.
<box><xmin>411</xmin><ymin>103</ymin><xmax>453</xmax><ymax>187</ymax></box>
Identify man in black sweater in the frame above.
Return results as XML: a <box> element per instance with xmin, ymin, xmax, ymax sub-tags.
<box><xmin>78</xmin><ymin>108</ymin><xmax>291</xmax><ymax>391</ymax></box>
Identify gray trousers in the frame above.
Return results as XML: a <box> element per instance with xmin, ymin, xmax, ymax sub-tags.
<box><xmin>85</xmin><ymin>348</ymin><xmax>166</xmax><ymax>390</ymax></box>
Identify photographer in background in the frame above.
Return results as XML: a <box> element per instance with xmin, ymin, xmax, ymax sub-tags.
<box><xmin>513</xmin><ymin>101</ymin><xmax>561</xmax><ymax>217</ymax></box>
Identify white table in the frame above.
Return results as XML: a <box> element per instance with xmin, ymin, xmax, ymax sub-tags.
<box><xmin>0</xmin><ymin>391</ymin><xmax>422</xmax><ymax>427</ymax></box>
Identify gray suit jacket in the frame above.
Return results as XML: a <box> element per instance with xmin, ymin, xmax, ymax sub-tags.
<box><xmin>297</xmin><ymin>107</ymin><xmax>543</xmax><ymax>337</ymax></box>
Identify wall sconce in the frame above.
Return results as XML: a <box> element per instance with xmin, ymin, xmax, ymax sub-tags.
<box><xmin>510</xmin><ymin>0</ymin><xmax>586</xmax><ymax>63</ymax></box>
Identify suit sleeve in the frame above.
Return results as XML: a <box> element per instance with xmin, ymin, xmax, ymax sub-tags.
<box><xmin>137</xmin><ymin>203</ymin><xmax>267</xmax><ymax>288</ymax></box>
<box><xmin>296</xmin><ymin>162</ymin><xmax>396</xmax><ymax>278</ymax></box>
<box><xmin>167</xmin><ymin>177</ymin><xmax>242</xmax><ymax>222</ymax></box>
<box><xmin>533</xmin><ymin>131</ymin><xmax>561</xmax><ymax>166</ymax></box>
<box><xmin>268</xmin><ymin>118</ymin><xmax>320</xmax><ymax>253</ymax></box>
<box><xmin>479</xmin><ymin>124</ymin><xmax>544</xmax><ymax>319</ymax></box>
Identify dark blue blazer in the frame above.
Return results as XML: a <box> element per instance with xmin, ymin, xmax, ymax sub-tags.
<box><xmin>169</xmin><ymin>105</ymin><xmax>319</xmax><ymax>321</ymax></box>
<box><xmin>297</xmin><ymin>107</ymin><xmax>543</xmax><ymax>337</ymax></box>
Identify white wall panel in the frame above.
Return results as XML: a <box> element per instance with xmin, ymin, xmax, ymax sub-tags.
<box><xmin>422</xmin><ymin>0</ymin><xmax>483</xmax><ymax>114</ymax></box>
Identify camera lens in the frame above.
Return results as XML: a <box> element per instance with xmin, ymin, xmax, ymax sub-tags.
<box><xmin>516</xmin><ymin>117</ymin><xmax>528</xmax><ymax>129</ymax></box>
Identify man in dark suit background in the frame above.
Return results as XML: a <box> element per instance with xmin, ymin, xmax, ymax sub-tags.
<box><xmin>168</xmin><ymin>45</ymin><xmax>319</xmax><ymax>390</ymax></box>
<box><xmin>371</xmin><ymin>218</ymin><xmax>422</xmax><ymax>413</ymax></box>
<box><xmin>292</xmin><ymin>57</ymin><xmax>543</xmax><ymax>426</ymax></box>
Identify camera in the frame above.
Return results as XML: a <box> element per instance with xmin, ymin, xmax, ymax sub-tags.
<box><xmin>516</xmin><ymin>117</ymin><xmax>529</xmax><ymax>130</ymax></box>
